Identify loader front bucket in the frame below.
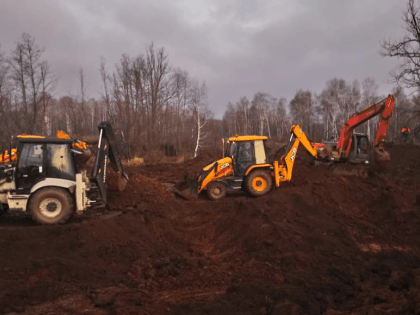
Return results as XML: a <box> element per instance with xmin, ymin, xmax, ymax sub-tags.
<box><xmin>173</xmin><ymin>175</ymin><xmax>199</xmax><ymax>200</ymax></box>
<box><xmin>373</xmin><ymin>147</ymin><xmax>391</xmax><ymax>169</ymax></box>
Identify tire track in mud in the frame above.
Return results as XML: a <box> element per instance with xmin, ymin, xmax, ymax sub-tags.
<box><xmin>153</xmin><ymin>286</ymin><xmax>228</xmax><ymax>303</ymax></box>
<box><xmin>170</xmin><ymin>202</ymin><xmax>232</xmax><ymax>258</ymax></box>
<box><xmin>165</xmin><ymin>198</ymin><xmax>274</xmax><ymax>260</ymax></box>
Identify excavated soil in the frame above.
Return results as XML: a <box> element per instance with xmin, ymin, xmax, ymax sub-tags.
<box><xmin>1</xmin><ymin>144</ymin><xmax>420</xmax><ymax>314</ymax></box>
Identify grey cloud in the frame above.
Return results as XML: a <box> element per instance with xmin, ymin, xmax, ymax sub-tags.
<box><xmin>0</xmin><ymin>0</ymin><xmax>410</xmax><ymax>118</ymax></box>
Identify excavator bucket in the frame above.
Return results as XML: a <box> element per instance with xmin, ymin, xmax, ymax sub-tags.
<box><xmin>173</xmin><ymin>175</ymin><xmax>199</xmax><ymax>200</ymax></box>
<box><xmin>372</xmin><ymin>147</ymin><xmax>391</xmax><ymax>169</ymax></box>
<box><xmin>106</xmin><ymin>167</ymin><xmax>129</xmax><ymax>192</ymax></box>
<box><xmin>319</xmin><ymin>144</ymin><xmax>333</xmax><ymax>159</ymax></box>
<box><xmin>174</xmin><ymin>160</ymin><xmax>220</xmax><ymax>200</ymax></box>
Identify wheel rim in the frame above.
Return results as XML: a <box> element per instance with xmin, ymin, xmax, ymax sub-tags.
<box><xmin>39</xmin><ymin>198</ymin><xmax>62</xmax><ymax>218</ymax></box>
<box><xmin>252</xmin><ymin>176</ymin><xmax>267</xmax><ymax>192</ymax></box>
<box><xmin>212</xmin><ymin>187</ymin><xmax>221</xmax><ymax>196</ymax></box>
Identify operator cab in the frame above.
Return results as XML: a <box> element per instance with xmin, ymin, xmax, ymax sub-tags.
<box><xmin>14</xmin><ymin>138</ymin><xmax>77</xmax><ymax>194</ymax></box>
<box><xmin>225</xmin><ymin>135</ymin><xmax>268</xmax><ymax>176</ymax></box>
<box><xmin>347</xmin><ymin>133</ymin><xmax>369</xmax><ymax>164</ymax></box>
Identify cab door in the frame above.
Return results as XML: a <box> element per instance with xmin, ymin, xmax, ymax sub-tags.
<box><xmin>254</xmin><ymin>140</ymin><xmax>267</xmax><ymax>164</ymax></box>
<box><xmin>15</xmin><ymin>143</ymin><xmax>46</xmax><ymax>194</ymax></box>
<box><xmin>235</xmin><ymin>141</ymin><xmax>255</xmax><ymax>176</ymax></box>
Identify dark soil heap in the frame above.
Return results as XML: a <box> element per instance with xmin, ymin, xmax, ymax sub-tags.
<box><xmin>1</xmin><ymin>144</ymin><xmax>420</xmax><ymax>314</ymax></box>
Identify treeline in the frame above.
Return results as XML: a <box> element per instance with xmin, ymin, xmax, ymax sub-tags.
<box><xmin>1</xmin><ymin>33</ymin><xmax>420</xmax><ymax>159</ymax></box>
<box><xmin>222</xmin><ymin>78</ymin><xmax>420</xmax><ymax>143</ymax></box>
<box><xmin>223</xmin><ymin>93</ymin><xmax>289</xmax><ymax>141</ymax></box>
<box><xmin>0</xmin><ymin>33</ymin><xmax>218</xmax><ymax>156</ymax></box>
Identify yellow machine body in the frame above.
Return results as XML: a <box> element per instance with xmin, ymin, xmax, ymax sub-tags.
<box><xmin>198</xmin><ymin>157</ymin><xmax>233</xmax><ymax>193</ymax></box>
<box><xmin>188</xmin><ymin>125</ymin><xmax>318</xmax><ymax>200</ymax></box>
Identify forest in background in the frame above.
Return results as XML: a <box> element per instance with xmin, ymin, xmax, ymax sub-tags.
<box><xmin>2</xmin><ymin>0</ymin><xmax>420</xmax><ymax>159</ymax></box>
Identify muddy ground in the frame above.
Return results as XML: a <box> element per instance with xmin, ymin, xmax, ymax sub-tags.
<box><xmin>1</xmin><ymin>144</ymin><xmax>420</xmax><ymax>314</ymax></box>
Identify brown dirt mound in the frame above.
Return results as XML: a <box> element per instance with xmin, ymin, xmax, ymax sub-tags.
<box><xmin>1</xmin><ymin>145</ymin><xmax>420</xmax><ymax>314</ymax></box>
<box><xmin>181</xmin><ymin>151</ymin><xmax>222</xmax><ymax>178</ymax></box>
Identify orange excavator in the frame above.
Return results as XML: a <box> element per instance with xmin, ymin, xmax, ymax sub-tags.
<box><xmin>313</xmin><ymin>94</ymin><xmax>395</xmax><ymax>166</ymax></box>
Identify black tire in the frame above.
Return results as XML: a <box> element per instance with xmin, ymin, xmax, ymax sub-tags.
<box><xmin>29</xmin><ymin>187</ymin><xmax>74</xmax><ymax>225</ymax></box>
<box><xmin>245</xmin><ymin>170</ymin><xmax>273</xmax><ymax>197</ymax></box>
<box><xmin>0</xmin><ymin>204</ymin><xmax>7</xmax><ymax>216</ymax></box>
<box><xmin>206</xmin><ymin>181</ymin><xmax>227</xmax><ymax>200</ymax></box>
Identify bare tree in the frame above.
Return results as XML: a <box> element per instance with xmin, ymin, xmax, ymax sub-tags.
<box><xmin>0</xmin><ymin>45</ymin><xmax>13</xmax><ymax>147</ymax></box>
<box><xmin>223</xmin><ymin>102</ymin><xmax>236</xmax><ymax>136</ymax></box>
<box><xmin>360</xmin><ymin>77</ymin><xmax>379</xmax><ymax>140</ymax></box>
<box><xmin>99</xmin><ymin>56</ymin><xmax>113</xmax><ymax>123</ymax></box>
<box><xmin>103</xmin><ymin>43</ymin><xmax>214</xmax><ymax>155</ymax></box>
<box><xmin>38</xmin><ymin>61</ymin><xmax>57</xmax><ymax>135</ymax></box>
<box><xmin>235</xmin><ymin>96</ymin><xmax>250</xmax><ymax>134</ymax></box>
<box><xmin>274</xmin><ymin>97</ymin><xmax>288</xmax><ymax>137</ymax></box>
<box><xmin>380</xmin><ymin>0</ymin><xmax>420</xmax><ymax>92</ymax></box>
<box><xmin>171</xmin><ymin>68</ymin><xmax>192</xmax><ymax>152</ymax></box>
<box><xmin>392</xmin><ymin>86</ymin><xmax>414</xmax><ymax>141</ymax></box>
<box><xmin>143</xmin><ymin>43</ymin><xmax>173</xmax><ymax>148</ymax></box>
<box><xmin>223</xmin><ymin>94</ymin><xmax>289</xmax><ymax>139</ymax></box>
<box><xmin>251</xmin><ymin>92</ymin><xmax>275</xmax><ymax>136</ymax></box>
<box><xmin>78</xmin><ymin>68</ymin><xmax>88</xmax><ymax>133</ymax></box>
<box><xmin>319</xmin><ymin>78</ymin><xmax>360</xmax><ymax>140</ymax></box>
<box><xmin>0</xmin><ymin>45</ymin><xmax>9</xmax><ymax>96</ymax></box>
<box><xmin>0</xmin><ymin>34</ymin><xmax>222</xmax><ymax>157</ymax></box>
<box><xmin>289</xmin><ymin>89</ymin><xmax>313</xmax><ymax>136</ymax></box>
<box><xmin>191</xmin><ymin>81</ymin><xmax>210</xmax><ymax>157</ymax></box>
<box><xmin>59</xmin><ymin>96</ymin><xmax>78</xmax><ymax>134</ymax></box>
<box><xmin>7</xmin><ymin>33</ymin><xmax>55</xmax><ymax>134</ymax></box>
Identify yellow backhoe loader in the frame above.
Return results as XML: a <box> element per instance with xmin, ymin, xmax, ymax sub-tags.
<box><xmin>179</xmin><ymin>125</ymin><xmax>317</xmax><ymax>200</ymax></box>
<box><xmin>0</xmin><ymin>122</ymin><xmax>128</xmax><ymax>225</ymax></box>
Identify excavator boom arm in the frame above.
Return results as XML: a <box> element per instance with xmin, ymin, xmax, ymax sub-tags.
<box><xmin>375</xmin><ymin>95</ymin><xmax>395</xmax><ymax>149</ymax></box>
<box><xmin>336</xmin><ymin>95</ymin><xmax>395</xmax><ymax>155</ymax></box>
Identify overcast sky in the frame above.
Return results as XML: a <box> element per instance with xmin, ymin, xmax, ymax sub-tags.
<box><xmin>0</xmin><ymin>0</ymin><xmax>411</xmax><ymax>118</ymax></box>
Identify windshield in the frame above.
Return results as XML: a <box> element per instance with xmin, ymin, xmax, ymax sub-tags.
<box><xmin>226</xmin><ymin>141</ymin><xmax>237</xmax><ymax>158</ymax></box>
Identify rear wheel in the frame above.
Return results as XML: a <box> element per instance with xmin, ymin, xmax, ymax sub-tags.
<box><xmin>206</xmin><ymin>182</ymin><xmax>227</xmax><ymax>200</ymax></box>
<box><xmin>29</xmin><ymin>187</ymin><xmax>74</xmax><ymax>225</ymax></box>
<box><xmin>0</xmin><ymin>204</ymin><xmax>7</xmax><ymax>216</ymax></box>
<box><xmin>245</xmin><ymin>170</ymin><xmax>272</xmax><ymax>197</ymax></box>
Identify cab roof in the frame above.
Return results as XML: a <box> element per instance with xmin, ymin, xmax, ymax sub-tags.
<box><xmin>228</xmin><ymin>135</ymin><xmax>268</xmax><ymax>142</ymax></box>
<box><xmin>18</xmin><ymin>138</ymin><xmax>75</xmax><ymax>144</ymax></box>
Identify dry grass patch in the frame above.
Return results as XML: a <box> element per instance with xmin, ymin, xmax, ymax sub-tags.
<box><xmin>124</xmin><ymin>157</ymin><xmax>144</xmax><ymax>166</ymax></box>
<box><xmin>142</xmin><ymin>150</ymin><xmax>190</xmax><ymax>164</ymax></box>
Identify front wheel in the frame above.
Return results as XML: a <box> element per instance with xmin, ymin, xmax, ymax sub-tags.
<box><xmin>29</xmin><ymin>187</ymin><xmax>74</xmax><ymax>225</ymax></box>
<box><xmin>245</xmin><ymin>170</ymin><xmax>273</xmax><ymax>197</ymax></box>
<box><xmin>206</xmin><ymin>182</ymin><xmax>227</xmax><ymax>200</ymax></box>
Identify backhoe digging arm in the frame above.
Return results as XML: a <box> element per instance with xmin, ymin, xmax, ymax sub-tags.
<box><xmin>89</xmin><ymin>122</ymin><xmax>129</xmax><ymax>207</ymax></box>
<box><xmin>274</xmin><ymin>125</ymin><xmax>317</xmax><ymax>187</ymax></box>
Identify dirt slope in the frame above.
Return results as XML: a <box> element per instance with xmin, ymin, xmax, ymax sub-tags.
<box><xmin>1</xmin><ymin>145</ymin><xmax>420</xmax><ymax>314</ymax></box>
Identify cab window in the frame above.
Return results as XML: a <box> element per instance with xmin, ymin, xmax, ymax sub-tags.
<box><xmin>18</xmin><ymin>144</ymin><xmax>43</xmax><ymax>169</ymax></box>
<box><xmin>226</xmin><ymin>141</ymin><xmax>237</xmax><ymax>158</ymax></box>
<box><xmin>46</xmin><ymin>144</ymin><xmax>76</xmax><ymax>180</ymax></box>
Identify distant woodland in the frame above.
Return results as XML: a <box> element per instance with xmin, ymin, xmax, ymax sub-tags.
<box><xmin>1</xmin><ymin>27</ymin><xmax>420</xmax><ymax>157</ymax></box>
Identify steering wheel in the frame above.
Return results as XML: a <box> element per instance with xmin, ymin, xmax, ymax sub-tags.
<box><xmin>29</xmin><ymin>165</ymin><xmax>40</xmax><ymax>176</ymax></box>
